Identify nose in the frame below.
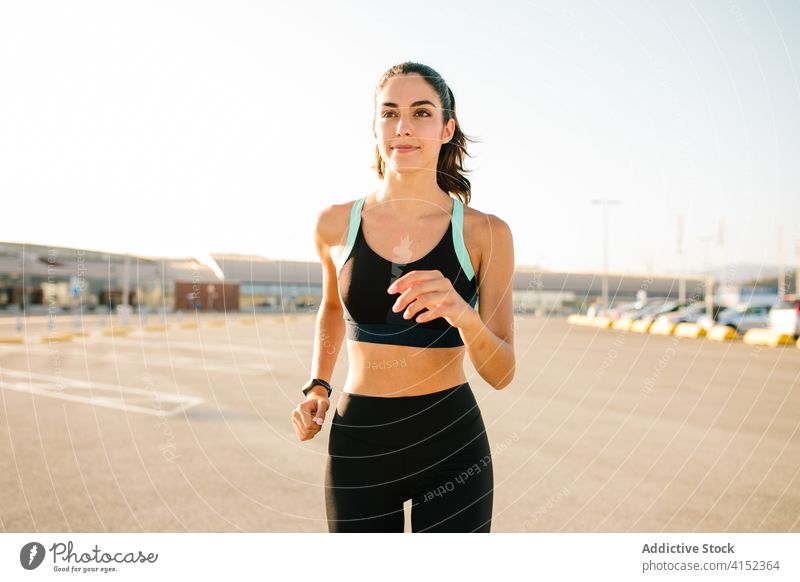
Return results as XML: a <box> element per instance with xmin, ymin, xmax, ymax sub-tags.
<box><xmin>395</xmin><ymin>112</ymin><xmax>413</xmax><ymax>136</ymax></box>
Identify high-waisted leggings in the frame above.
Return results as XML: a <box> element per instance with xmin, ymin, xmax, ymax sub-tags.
<box><xmin>324</xmin><ymin>382</ymin><xmax>493</xmax><ymax>532</ymax></box>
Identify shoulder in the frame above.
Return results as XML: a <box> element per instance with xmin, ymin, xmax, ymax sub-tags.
<box><xmin>315</xmin><ymin>197</ymin><xmax>363</xmax><ymax>248</ymax></box>
<box><xmin>462</xmin><ymin>202</ymin><xmax>514</xmax><ymax>276</ymax></box>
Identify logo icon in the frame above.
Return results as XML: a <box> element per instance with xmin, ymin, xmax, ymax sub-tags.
<box><xmin>20</xmin><ymin>542</ymin><xmax>46</xmax><ymax>570</ymax></box>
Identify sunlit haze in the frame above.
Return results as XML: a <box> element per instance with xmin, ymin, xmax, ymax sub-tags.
<box><xmin>2</xmin><ymin>0</ymin><xmax>799</xmax><ymax>276</ymax></box>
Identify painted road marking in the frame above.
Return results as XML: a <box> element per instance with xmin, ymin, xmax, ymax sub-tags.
<box><xmin>0</xmin><ymin>368</ymin><xmax>203</xmax><ymax>417</ymax></box>
<box><xmin>0</xmin><ymin>343</ymin><xmax>273</xmax><ymax>374</ymax></box>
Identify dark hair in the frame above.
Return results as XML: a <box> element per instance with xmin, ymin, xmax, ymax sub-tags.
<box><xmin>372</xmin><ymin>62</ymin><xmax>479</xmax><ymax>206</ymax></box>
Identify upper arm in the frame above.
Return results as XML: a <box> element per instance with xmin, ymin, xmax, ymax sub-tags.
<box><xmin>475</xmin><ymin>214</ymin><xmax>515</xmax><ymax>349</ymax></box>
<box><xmin>314</xmin><ymin>204</ymin><xmax>345</xmax><ymax>311</ymax></box>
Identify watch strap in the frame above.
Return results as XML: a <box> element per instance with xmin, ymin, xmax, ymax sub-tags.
<box><xmin>302</xmin><ymin>378</ymin><xmax>332</xmax><ymax>398</ymax></box>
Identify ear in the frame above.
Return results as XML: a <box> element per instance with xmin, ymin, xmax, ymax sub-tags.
<box><xmin>442</xmin><ymin>117</ymin><xmax>456</xmax><ymax>143</ymax></box>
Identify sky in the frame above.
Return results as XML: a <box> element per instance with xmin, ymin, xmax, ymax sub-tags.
<box><xmin>2</xmin><ymin>0</ymin><xmax>799</xmax><ymax>276</ymax></box>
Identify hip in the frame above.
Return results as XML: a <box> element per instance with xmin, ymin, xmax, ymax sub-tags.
<box><xmin>329</xmin><ymin>382</ymin><xmax>489</xmax><ymax>452</ymax></box>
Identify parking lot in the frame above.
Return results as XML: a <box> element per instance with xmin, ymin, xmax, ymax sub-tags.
<box><xmin>1</xmin><ymin>313</ymin><xmax>798</xmax><ymax>532</ymax></box>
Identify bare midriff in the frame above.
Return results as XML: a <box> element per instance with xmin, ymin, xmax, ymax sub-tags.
<box><xmin>342</xmin><ymin>339</ymin><xmax>468</xmax><ymax>397</ymax></box>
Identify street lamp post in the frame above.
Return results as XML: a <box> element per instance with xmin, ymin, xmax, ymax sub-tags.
<box><xmin>698</xmin><ymin>235</ymin><xmax>714</xmax><ymax>327</ymax></box>
<box><xmin>591</xmin><ymin>198</ymin><xmax>622</xmax><ymax>307</ymax></box>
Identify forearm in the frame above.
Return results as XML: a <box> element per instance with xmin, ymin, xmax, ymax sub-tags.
<box><xmin>458</xmin><ymin>309</ymin><xmax>515</xmax><ymax>389</ymax></box>
<box><xmin>310</xmin><ymin>304</ymin><xmax>345</xmax><ymax>382</ymax></box>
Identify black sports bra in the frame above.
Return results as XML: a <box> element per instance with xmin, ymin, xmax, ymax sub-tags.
<box><xmin>335</xmin><ymin>195</ymin><xmax>479</xmax><ymax>348</ymax></box>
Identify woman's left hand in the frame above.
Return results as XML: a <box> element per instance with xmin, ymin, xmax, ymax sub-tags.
<box><xmin>387</xmin><ymin>269</ymin><xmax>477</xmax><ymax>330</ymax></box>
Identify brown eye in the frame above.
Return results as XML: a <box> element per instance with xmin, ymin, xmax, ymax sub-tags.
<box><xmin>381</xmin><ymin>110</ymin><xmax>431</xmax><ymax>117</ymax></box>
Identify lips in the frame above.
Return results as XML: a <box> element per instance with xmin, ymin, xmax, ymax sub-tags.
<box><xmin>392</xmin><ymin>146</ymin><xmax>418</xmax><ymax>152</ymax></box>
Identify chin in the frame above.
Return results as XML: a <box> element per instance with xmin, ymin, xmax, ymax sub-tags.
<box><xmin>388</xmin><ymin>164</ymin><xmax>426</xmax><ymax>175</ymax></box>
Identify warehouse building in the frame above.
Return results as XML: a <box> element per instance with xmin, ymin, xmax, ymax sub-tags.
<box><xmin>0</xmin><ymin>241</ymin><xmax>707</xmax><ymax>316</ymax></box>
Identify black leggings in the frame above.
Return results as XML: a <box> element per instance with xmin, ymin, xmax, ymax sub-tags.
<box><xmin>324</xmin><ymin>382</ymin><xmax>493</xmax><ymax>532</ymax></box>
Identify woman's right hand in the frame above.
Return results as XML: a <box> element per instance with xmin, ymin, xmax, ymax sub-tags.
<box><xmin>291</xmin><ymin>386</ymin><xmax>330</xmax><ymax>441</ymax></box>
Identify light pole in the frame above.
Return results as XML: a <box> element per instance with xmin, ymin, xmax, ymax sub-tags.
<box><xmin>590</xmin><ymin>198</ymin><xmax>622</xmax><ymax>307</ymax></box>
<box><xmin>698</xmin><ymin>235</ymin><xmax>714</xmax><ymax>326</ymax></box>
<box><xmin>677</xmin><ymin>214</ymin><xmax>686</xmax><ymax>303</ymax></box>
<box><xmin>777</xmin><ymin>226</ymin><xmax>784</xmax><ymax>302</ymax></box>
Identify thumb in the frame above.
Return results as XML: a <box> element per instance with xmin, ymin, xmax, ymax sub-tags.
<box><xmin>313</xmin><ymin>398</ymin><xmax>330</xmax><ymax>425</ymax></box>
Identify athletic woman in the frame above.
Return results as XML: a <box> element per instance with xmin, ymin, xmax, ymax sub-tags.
<box><xmin>290</xmin><ymin>61</ymin><xmax>515</xmax><ymax>533</ymax></box>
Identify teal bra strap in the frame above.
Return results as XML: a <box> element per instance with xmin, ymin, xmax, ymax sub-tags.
<box><xmin>336</xmin><ymin>196</ymin><xmax>366</xmax><ymax>274</ymax></box>
<box><xmin>451</xmin><ymin>197</ymin><xmax>475</xmax><ymax>280</ymax></box>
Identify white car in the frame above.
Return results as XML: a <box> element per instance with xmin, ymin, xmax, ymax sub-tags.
<box><xmin>660</xmin><ymin>302</ymin><xmax>724</xmax><ymax>326</ymax></box>
<box><xmin>699</xmin><ymin>303</ymin><xmax>773</xmax><ymax>334</ymax></box>
<box><xmin>768</xmin><ymin>295</ymin><xmax>800</xmax><ymax>338</ymax></box>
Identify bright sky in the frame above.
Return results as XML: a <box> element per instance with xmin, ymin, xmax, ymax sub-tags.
<box><xmin>2</xmin><ymin>0</ymin><xmax>799</xmax><ymax>276</ymax></box>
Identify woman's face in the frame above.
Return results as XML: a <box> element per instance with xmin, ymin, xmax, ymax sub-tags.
<box><xmin>373</xmin><ymin>73</ymin><xmax>455</xmax><ymax>175</ymax></box>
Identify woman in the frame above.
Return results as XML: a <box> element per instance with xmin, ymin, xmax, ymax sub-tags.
<box><xmin>291</xmin><ymin>61</ymin><xmax>515</xmax><ymax>533</ymax></box>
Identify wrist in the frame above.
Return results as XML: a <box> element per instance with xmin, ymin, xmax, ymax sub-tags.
<box><xmin>458</xmin><ymin>308</ymin><xmax>483</xmax><ymax>335</ymax></box>
<box><xmin>302</xmin><ymin>377</ymin><xmax>332</xmax><ymax>398</ymax></box>
<box><xmin>306</xmin><ymin>385</ymin><xmax>330</xmax><ymax>398</ymax></box>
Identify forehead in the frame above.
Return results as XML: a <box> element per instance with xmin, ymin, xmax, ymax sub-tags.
<box><xmin>377</xmin><ymin>74</ymin><xmax>441</xmax><ymax>107</ymax></box>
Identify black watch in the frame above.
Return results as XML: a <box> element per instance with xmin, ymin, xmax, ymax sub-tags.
<box><xmin>302</xmin><ymin>378</ymin><xmax>332</xmax><ymax>398</ymax></box>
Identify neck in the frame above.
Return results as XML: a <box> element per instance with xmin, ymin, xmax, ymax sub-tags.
<box><xmin>374</xmin><ymin>172</ymin><xmax>451</xmax><ymax>217</ymax></box>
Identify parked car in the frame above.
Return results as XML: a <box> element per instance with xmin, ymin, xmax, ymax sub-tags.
<box><xmin>657</xmin><ymin>302</ymin><xmax>726</xmax><ymax>326</ymax></box>
<box><xmin>633</xmin><ymin>300</ymin><xmax>694</xmax><ymax>323</ymax></box>
<box><xmin>611</xmin><ymin>299</ymin><xmax>665</xmax><ymax>320</ymax></box>
<box><xmin>699</xmin><ymin>303</ymin><xmax>774</xmax><ymax>333</ymax></box>
<box><xmin>619</xmin><ymin>299</ymin><xmax>682</xmax><ymax>321</ymax></box>
<box><xmin>768</xmin><ymin>294</ymin><xmax>800</xmax><ymax>338</ymax></box>
<box><xmin>605</xmin><ymin>301</ymin><xmax>643</xmax><ymax>320</ymax></box>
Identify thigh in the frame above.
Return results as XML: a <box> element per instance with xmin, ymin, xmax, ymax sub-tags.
<box><xmin>324</xmin><ymin>411</ymin><xmax>405</xmax><ymax>533</ymax></box>
<box><xmin>409</xmin><ymin>425</ymin><xmax>494</xmax><ymax>533</ymax></box>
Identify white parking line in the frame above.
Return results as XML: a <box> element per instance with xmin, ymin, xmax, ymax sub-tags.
<box><xmin>0</xmin><ymin>368</ymin><xmax>203</xmax><ymax>417</ymax></box>
<box><xmin>77</xmin><ymin>335</ymin><xmax>311</xmax><ymax>355</ymax></box>
<box><xmin>0</xmin><ymin>343</ymin><xmax>273</xmax><ymax>375</ymax></box>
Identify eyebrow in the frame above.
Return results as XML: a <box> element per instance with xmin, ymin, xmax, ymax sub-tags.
<box><xmin>380</xmin><ymin>100</ymin><xmax>437</xmax><ymax>108</ymax></box>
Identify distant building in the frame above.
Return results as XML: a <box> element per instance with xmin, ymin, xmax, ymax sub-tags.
<box><xmin>0</xmin><ymin>241</ymin><xmax>709</xmax><ymax>316</ymax></box>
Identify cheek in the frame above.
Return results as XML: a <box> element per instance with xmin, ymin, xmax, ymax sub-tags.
<box><xmin>374</xmin><ymin>124</ymin><xmax>391</xmax><ymax>143</ymax></box>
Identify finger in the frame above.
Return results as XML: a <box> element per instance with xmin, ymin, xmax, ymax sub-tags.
<box><xmin>292</xmin><ymin>416</ymin><xmax>307</xmax><ymax>440</ymax></box>
<box><xmin>403</xmin><ymin>291</ymin><xmax>448</xmax><ymax>319</ymax></box>
<box><xmin>314</xmin><ymin>399</ymin><xmax>330</xmax><ymax>425</ymax></box>
<box><xmin>416</xmin><ymin>299</ymin><xmax>453</xmax><ymax>322</ymax></box>
<box><xmin>415</xmin><ymin>305</ymin><xmax>442</xmax><ymax>323</ymax></box>
<box><xmin>391</xmin><ymin>279</ymin><xmax>447</xmax><ymax>313</ymax></box>
<box><xmin>298</xmin><ymin>404</ymin><xmax>316</xmax><ymax>431</ymax></box>
<box><xmin>294</xmin><ymin>415</ymin><xmax>320</xmax><ymax>441</ymax></box>
<box><xmin>387</xmin><ymin>269</ymin><xmax>442</xmax><ymax>295</ymax></box>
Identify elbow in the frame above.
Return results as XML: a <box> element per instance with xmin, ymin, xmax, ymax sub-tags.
<box><xmin>491</xmin><ymin>361</ymin><xmax>515</xmax><ymax>390</ymax></box>
<box><xmin>493</xmin><ymin>376</ymin><xmax>514</xmax><ymax>390</ymax></box>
